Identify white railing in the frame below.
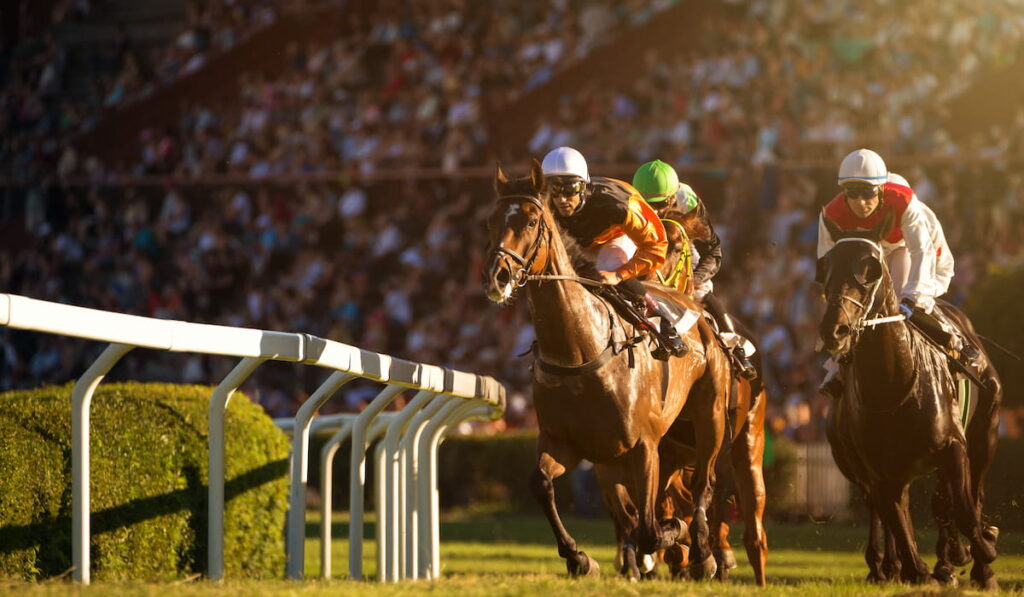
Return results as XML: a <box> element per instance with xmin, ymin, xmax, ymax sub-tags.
<box><xmin>0</xmin><ymin>293</ymin><xmax>505</xmax><ymax>583</ymax></box>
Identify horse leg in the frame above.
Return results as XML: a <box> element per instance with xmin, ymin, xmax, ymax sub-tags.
<box><xmin>864</xmin><ymin>501</ymin><xmax>887</xmax><ymax>583</ymax></box>
<box><xmin>870</xmin><ymin>484</ymin><xmax>932</xmax><ymax>584</ymax></box>
<box><xmin>730</xmin><ymin>403</ymin><xmax>768</xmax><ymax>587</ymax></box>
<box><xmin>686</xmin><ymin>403</ymin><xmax>725</xmax><ymax>580</ymax></box>
<box><xmin>627</xmin><ymin>438</ymin><xmax>673</xmax><ymax>558</ymax></box>
<box><xmin>966</xmin><ymin>371</ymin><xmax>1002</xmax><ymax>548</ymax></box>
<box><xmin>530</xmin><ymin>437</ymin><xmax>597</xmax><ymax>577</ymax></box>
<box><xmin>881</xmin><ymin>521</ymin><xmax>902</xmax><ymax>581</ymax></box>
<box><xmin>594</xmin><ymin>464</ymin><xmax>642</xmax><ymax>581</ymax></box>
<box><xmin>932</xmin><ymin>478</ymin><xmax>968</xmax><ymax>586</ymax></box>
<box><xmin>708</xmin><ymin>462</ymin><xmax>735</xmax><ymax>582</ymax></box>
<box><xmin>937</xmin><ymin>441</ymin><xmax>997</xmax><ymax>590</ymax></box>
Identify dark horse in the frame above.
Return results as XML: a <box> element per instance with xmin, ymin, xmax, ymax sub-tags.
<box><xmin>483</xmin><ymin>160</ymin><xmax>729</xmax><ymax>578</ymax></box>
<box><xmin>596</xmin><ymin>326</ymin><xmax>768</xmax><ymax>586</ymax></box>
<box><xmin>817</xmin><ymin>211</ymin><xmax>1001</xmax><ymax>589</ymax></box>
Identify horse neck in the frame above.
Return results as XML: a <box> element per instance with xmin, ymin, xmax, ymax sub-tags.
<box><xmin>851</xmin><ymin>270</ymin><xmax>916</xmax><ymax>395</ymax></box>
<box><xmin>525</xmin><ymin>224</ymin><xmax>608</xmax><ymax>363</ymax></box>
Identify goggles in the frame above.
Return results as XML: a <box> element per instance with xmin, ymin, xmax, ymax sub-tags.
<box><xmin>842</xmin><ymin>184</ymin><xmax>880</xmax><ymax>200</ymax></box>
<box><xmin>549</xmin><ymin>178</ymin><xmax>585</xmax><ymax>197</ymax></box>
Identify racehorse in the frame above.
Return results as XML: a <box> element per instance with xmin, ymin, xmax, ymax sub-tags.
<box><xmin>595</xmin><ymin>318</ymin><xmax>768</xmax><ymax>586</ymax></box>
<box><xmin>817</xmin><ymin>211</ymin><xmax>1001</xmax><ymax>589</ymax></box>
<box><xmin>482</xmin><ymin>160</ymin><xmax>729</xmax><ymax>578</ymax></box>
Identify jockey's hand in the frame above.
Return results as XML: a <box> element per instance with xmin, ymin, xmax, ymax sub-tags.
<box><xmin>597</xmin><ymin>270</ymin><xmax>622</xmax><ymax>285</ymax></box>
<box><xmin>899</xmin><ymin>297</ymin><xmax>917</xmax><ymax>319</ymax></box>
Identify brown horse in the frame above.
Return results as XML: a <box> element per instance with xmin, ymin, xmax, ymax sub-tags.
<box><xmin>817</xmin><ymin>211</ymin><xmax>1001</xmax><ymax>589</ymax></box>
<box><xmin>483</xmin><ymin>160</ymin><xmax>729</xmax><ymax>578</ymax></box>
<box><xmin>596</xmin><ymin>322</ymin><xmax>768</xmax><ymax>586</ymax></box>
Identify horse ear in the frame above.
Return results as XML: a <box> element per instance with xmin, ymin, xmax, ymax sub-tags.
<box><xmin>855</xmin><ymin>255</ymin><xmax>882</xmax><ymax>285</ymax></box>
<box><xmin>821</xmin><ymin>209</ymin><xmax>843</xmax><ymax>242</ymax></box>
<box><xmin>869</xmin><ymin>209</ymin><xmax>895</xmax><ymax>242</ymax></box>
<box><xmin>529</xmin><ymin>158</ymin><xmax>546</xmax><ymax>194</ymax></box>
<box><xmin>495</xmin><ymin>161</ymin><xmax>509</xmax><ymax>194</ymax></box>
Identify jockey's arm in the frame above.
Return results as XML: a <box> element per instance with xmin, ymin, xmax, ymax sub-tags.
<box><xmin>614</xmin><ymin>198</ymin><xmax>668</xmax><ymax>281</ymax></box>
<box><xmin>816</xmin><ymin>212</ymin><xmax>836</xmax><ymax>258</ymax></box>
<box><xmin>690</xmin><ymin>213</ymin><xmax>722</xmax><ymax>287</ymax></box>
<box><xmin>899</xmin><ymin>197</ymin><xmax>941</xmax><ymax>312</ymax></box>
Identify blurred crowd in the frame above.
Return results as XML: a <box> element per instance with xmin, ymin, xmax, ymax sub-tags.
<box><xmin>526</xmin><ymin>0</ymin><xmax>1024</xmax><ymax>166</ymax></box>
<box><xmin>2</xmin><ymin>0</ymin><xmax>1024</xmax><ymax>440</ymax></box>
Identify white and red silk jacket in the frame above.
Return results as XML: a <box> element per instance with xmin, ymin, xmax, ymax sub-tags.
<box><xmin>817</xmin><ymin>177</ymin><xmax>954</xmax><ymax>311</ymax></box>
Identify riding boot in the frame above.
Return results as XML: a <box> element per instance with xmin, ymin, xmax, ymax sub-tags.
<box><xmin>644</xmin><ymin>293</ymin><xmax>690</xmax><ymax>359</ymax></box>
<box><xmin>907</xmin><ymin>307</ymin><xmax>980</xmax><ymax>366</ymax></box>
<box><xmin>704</xmin><ymin>293</ymin><xmax>756</xmax><ymax>379</ymax></box>
<box><xmin>818</xmin><ymin>358</ymin><xmax>844</xmax><ymax>400</ymax></box>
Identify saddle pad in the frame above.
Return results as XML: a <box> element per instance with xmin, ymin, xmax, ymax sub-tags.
<box><xmin>956</xmin><ymin>375</ymin><xmax>976</xmax><ymax>431</ymax></box>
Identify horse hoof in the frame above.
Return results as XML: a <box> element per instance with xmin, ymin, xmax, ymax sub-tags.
<box><xmin>690</xmin><ymin>555</ymin><xmax>718</xmax><ymax>581</ymax></box>
<box><xmin>715</xmin><ymin>564</ymin><xmax>730</xmax><ymax>583</ymax></box>
<box><xmin>866</xmin><ymin>571</ymin><xmax>887</xmax><ymax>584</ymax></box>
<box><xmin>933</xmin><ymin>568</ymin><xmax>959</xmax><ymax>588</ymax></box>
<box><xmin>717</xmin><ymin>548</ymin><xmax>738</xmax><ymax>570</ymax></box>
<box><xmin>639</xmin><ymin>553</ymin><xmax>657</xmax><ymax>575</ymax></box>
<box><xmin>983</xmin><ymin>525</ymin><xmax>999</xmax><ymax>545</ymax></box>
<box><xmin>567</xmin><ymin>551</ymin><xmax>600</xmax><ymax>578</ymax></box>
<box><xmin>973</xmin><ymin>575</ymin><xmax>998</xmax><ymax>592</ymax></box>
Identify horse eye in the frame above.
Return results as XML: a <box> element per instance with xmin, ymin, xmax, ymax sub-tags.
<box><xmin>528</xmin><ymin>218</ymin><xmax>538</xmax><ymax>229</ymax></box>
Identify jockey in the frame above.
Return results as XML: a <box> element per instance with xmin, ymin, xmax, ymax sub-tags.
<box><xmin>631</xmin><ymin>159</ymin><xmax>757</xmax><ymax>379</ymax></box>
<box><xmin>540</xmin><ymin>146</ymin><xmax>688</xmax><ymax>360</ymax></box>
<box><xmin>817</xmin><ymin>148</ymin><xmax>979</xmax><ymax>399</ymax></box>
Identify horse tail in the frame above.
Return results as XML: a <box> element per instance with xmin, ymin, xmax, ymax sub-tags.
<box><xmin>978</xmin><ymin>334</ymin><xmax>1021</xmax><ymax>361</ymax></box>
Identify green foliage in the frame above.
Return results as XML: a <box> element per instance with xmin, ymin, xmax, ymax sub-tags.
<box><xmin>0</xmin><ymin>382</ymin><xmax>289</xmax><ymax>581</ymax></box>
<box><xmin>966</xmin><ymin>262</ymin><xmax>1024</xmax><ymax>406</ymax></box>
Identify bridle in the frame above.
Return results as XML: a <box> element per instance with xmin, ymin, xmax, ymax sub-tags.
<box><xmin>488</xmin><ymin>191</ymin><xmax>643</xmax><ymax>374</ymax></box>
<box><xmin>489</xmin><ymin>194</ymin><xmax>550</xmax><ymax>288</ymax></box>
<box><xmin>825</xmin><ymin>237</ymin><xmax>905</xmax><ymax>352</ymax></box>
<box><xmin>488</xmin><ymin>193</ymin><xmax>605</xmax><ymax>290</ymax></box>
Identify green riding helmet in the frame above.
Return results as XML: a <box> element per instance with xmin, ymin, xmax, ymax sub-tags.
<box><xmin>632</xmin><ymin>159</ymin><xmax>699</xmax><ymax>214</ymax></box>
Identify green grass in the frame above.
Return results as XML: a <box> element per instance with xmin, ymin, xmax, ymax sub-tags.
<box><xmin>4</xmin><ymin>513</ymin><xmax>1024</xmax><ymax>595</ymax></box>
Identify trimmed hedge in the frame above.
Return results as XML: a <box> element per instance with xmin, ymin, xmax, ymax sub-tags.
<box><xmin>0</xmin><ymin>382</ymin><xmax>289</xmax><ymax>581</ymax></box>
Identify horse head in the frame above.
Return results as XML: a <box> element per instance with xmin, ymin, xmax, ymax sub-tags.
<box><xmin>483</xmin><ymin>159</ymin><xmax>554</xmax><ymax>304</ymax></box>
<box><xmin>816</xmin><ymin>209</ymin><xmax>894</xmax><ymax>355</ymax></box>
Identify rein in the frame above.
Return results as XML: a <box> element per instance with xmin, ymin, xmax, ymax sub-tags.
<box><xmin>491</xmin><ymin>192</ymin><xmax>645</xmax><ymax>375</ymax></box>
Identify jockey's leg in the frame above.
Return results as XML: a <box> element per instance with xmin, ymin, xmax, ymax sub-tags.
<box><xmin>703</xmin><ymin>293</ymin><xmax>755</xmax><ymax>379</ymax></box>
<box><xmin>907</xmin><ymin>304</ymin><xmax>981</xmax><ymax>365</ymax></box>
<box><xmin>618</xmin><ymin>278</ymin><xmax>689</xmax><ymax>359</ymax></box>
<box><xmin>819</xmin><ymin>357</ymin><xmax>844</xmax><ymax>400</ymax></box>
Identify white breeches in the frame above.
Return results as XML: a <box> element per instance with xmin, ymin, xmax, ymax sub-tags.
<box><xmin>885</xmin><ymin>243</ymin><xmax>953</xmax><ymax>314</ymax></box>
<box><xmin>591</xmin><ymin>234</ymin><xmax>637</xmax><ymax>272</ymax></box>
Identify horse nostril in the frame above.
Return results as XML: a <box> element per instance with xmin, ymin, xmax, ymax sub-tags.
<box><xmin>835</xmin><ymin>324</ymin><xmax>851</xmax><ymax>338</ymax></box>
<box><xmin>495</xmin><ymin>268</ymin><xmax>511</xmax><ymax>287</ymax></box>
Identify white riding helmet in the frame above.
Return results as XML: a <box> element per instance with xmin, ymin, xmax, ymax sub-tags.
<box><xmin>838</xmin><ymin>149</ymin><xmax>887</xmax><ymax>186</ymax></box>
<box><xmin>541</xmin><ymin>146</ymin><xmax>590</xmax><ymax>182</ymax></box>
<box><xmin>887</xmin><ymin>172</ymin><xmax>910</xmax><ymax>187</ymax></box>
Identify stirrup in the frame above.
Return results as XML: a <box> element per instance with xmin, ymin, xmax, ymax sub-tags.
<box><xmin>734</xmin><ymin>348</ymin><xmax>757</xmax><ymax>380</ymax></box>
<box><xmin>959</xmin><ymin>343</ymin><xmax>981</xmax><ymax>366</ymax></box>
<box><xmin>660</xmin><ymin>320</ymin><xmax>690</xmax><ymax>358</ymax></box>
